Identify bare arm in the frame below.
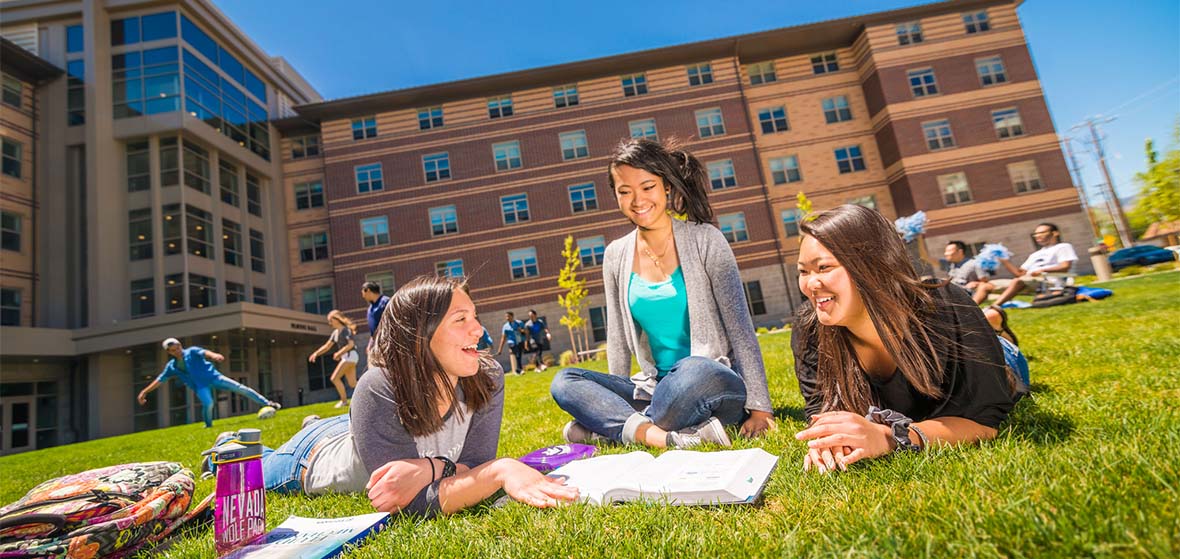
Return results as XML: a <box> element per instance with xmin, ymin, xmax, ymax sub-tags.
<box><xmin>137</xmin><ymin>380</ymin><xmax>162</xmax><ymax>405</ymax></box>
<box><xmin>1029</xmin><ymin>261</ymin><xmax>1073</xmax><ymax>276</ymax></box>
<box><xmin>795</xmin><ymin>412</ymin><xmax>999</xmax><ymax>471</ymax></box>
<box><xmin>333</xmin><ymin>340</ymin><xmax>356</xmax><ymax>359</ymax></box>
<box><xmin>495</xmin><ymin>333</ymin><xmax>506</xmax><ymax>355</ymax></box>
<box><xmin>998</xmin><ymin>258</ymin><xmax>1024</xmax><ymax>277</ymax></box>
<box><xmin>308</xmin><ymin>340</ymin><xmax>335</xmax><ymax>362</ymax></box>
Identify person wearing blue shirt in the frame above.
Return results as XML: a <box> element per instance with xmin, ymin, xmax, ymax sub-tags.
<box><xmin>495</xmin><ymin>311</ymin><xmax>526</xmax><ymax>375</ymax></box>
<box><xmin>475</xmin><ymin>314</ymin><xmax>495</xmax><ymax>352</ymax></box>
<box><xmin>362</xmin><ymin>282</ymin><xmax>391</xmax><ymax>351</ymax></box>
<box><xmin>137</xmin><ymin>338</ymin><xmax>279</xmax><ymax>427</ymax></box>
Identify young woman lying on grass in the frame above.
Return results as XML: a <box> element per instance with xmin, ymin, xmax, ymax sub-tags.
<box><xmin>207</xmin><ymin>275</ymin><xmax>577</xmax><ymax>515</ymax></box>
<box><xmin>792</xmin><ymin>205</ymin><xmax>1028</xmax><ymax>473</ymax></box>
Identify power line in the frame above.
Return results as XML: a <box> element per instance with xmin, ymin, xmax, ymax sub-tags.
<box><xmin>1079</xmin><ymin>75</ymin><xmax>1179</xmax><ymax>125</ymax></box>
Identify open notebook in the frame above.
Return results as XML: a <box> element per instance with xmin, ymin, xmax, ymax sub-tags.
<box><xmin>548</xmin><ymin>448</ymin><xmax>778</xmax><ymax>506</ymax></box>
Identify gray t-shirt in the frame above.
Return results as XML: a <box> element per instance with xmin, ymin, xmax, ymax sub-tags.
<box><xmin>329</xmin><ymin>327</ymin><xmax>354</xmax><ymax>350</ymax></box>
<box><xmin>947</xmin><ymin>257</ymin><xmax>988</xmax><ymax>286</ymax></box>
<box><xmin>302</xmin><ymin>360</ymin><xmax>505</xmax><ymax>517</ymax></box>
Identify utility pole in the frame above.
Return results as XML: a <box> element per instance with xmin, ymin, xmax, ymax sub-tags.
<box><xmin>1060</xmin><ymin>137</ymin><xmax>1101</xmax><ymax>241</ymax></box>
<box><xmin>1074</xmin><ymin>117</ymin><xmax>1134</xmax><ymax>247</ymax></box>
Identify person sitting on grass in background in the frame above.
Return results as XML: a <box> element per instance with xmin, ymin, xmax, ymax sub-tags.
<box><xmin>308</xmin><ymin>310</ymin><xmax>360</xmax><ymax>409</ymax></box>
<box><xmin>944</xmin><ymin>240</ymin><xmax>994</xmax><ymax>305</ymax></box>
<box><xmin>551</xmin><ymin>139</ymin><xmax>776</xmax><ymax>449</ymax></box>
<box><xmin>138</xmin><ymin>338</ymin><xmax>279</xmax><ymax>428</ymax></box>
<box><xmin>990</xmin><ymin>223</ymin><xmax>1078</xmax><ymax>308</ymax></box>
<box><xmin>206</xmin><ymin>275</ymin><xmax>578</xmax><ymax>516</ymax></box>
<box><xmin>791</xmin><ymin>205</ymin><xmax>1027</xmax><ymax>474</ymax></box>
<box><xmin>523</xmin><ymin>309</ymin><xmax>552</xmax><ymax>372</ymax></box>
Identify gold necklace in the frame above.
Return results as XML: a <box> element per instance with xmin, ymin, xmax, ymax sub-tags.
<box><xmin>641</xmin><ymin>232</ymin><xmax>673</xmax><ymax>277</ymax></box>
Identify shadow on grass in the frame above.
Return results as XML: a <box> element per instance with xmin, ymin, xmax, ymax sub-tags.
<box><xmin>773</xmin><ymin>405</ymin><xmax>808</xmax><ymax>423</ymax></box>
<box><xmin>1004</xmin><ymin>397</ymin><xmax>1075</xmax><ymax>446</ymax></box>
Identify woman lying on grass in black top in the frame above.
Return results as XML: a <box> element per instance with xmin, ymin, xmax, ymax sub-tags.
<box><xmin>792</xmin><ymin>205</ymin><xmax>1027</xmax><ymax>473</ymax></box>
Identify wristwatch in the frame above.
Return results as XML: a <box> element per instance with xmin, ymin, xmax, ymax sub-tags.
<box><xmin>865</xmin><ymin>406</ymin><xmax>923</xmax><ymax>453</ymax></box>
<box><xmin>434</xmin><ymin>456</ymin><xmax>457</xmax><ymax>479</ymax></box>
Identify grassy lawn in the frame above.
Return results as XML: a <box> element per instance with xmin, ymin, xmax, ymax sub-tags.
<box><xmin>1</xmin><ymin>272</ymin><xmax>1177</xmax><ymax>558</ymax></box>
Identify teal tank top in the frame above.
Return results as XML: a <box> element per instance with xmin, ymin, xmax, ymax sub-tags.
<box><xmin>628</xmin><ymin>267</ymin><xmax>691</xmax><ymax>376</ymax></box>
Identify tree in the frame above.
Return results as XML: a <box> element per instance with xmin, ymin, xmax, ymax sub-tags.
<box><xmin>1130</xmin><ymin>123</ymin><xmax>1180</xmax><ymax>239</ymax></box>
<box><xmin>557</xmin><ymin>235</ymin><xmax>589</xmax><ymax>363</ymax></box>
<box><xmin>796</xmin><ymin>191</ymin><xmax>814</xmax><ymax>221</ymax></box>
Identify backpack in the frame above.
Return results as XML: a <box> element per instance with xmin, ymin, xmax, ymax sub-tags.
<box><xmin>1030</xmin><ymin>286</ymin><xmax>1079</xmax><ymax>308</ymax></box>
<box><xmin>0</xmin><ymin>461</ymin><xmax>212</xmax><ymax>559</ymax></box>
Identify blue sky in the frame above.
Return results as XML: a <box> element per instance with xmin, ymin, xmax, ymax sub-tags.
<box><xmin>215</xmin><ymin>0</ymin><xmax>1179</xmax><ymax>202</ymax></box>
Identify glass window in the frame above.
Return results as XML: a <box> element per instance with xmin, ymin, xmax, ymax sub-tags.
<box><xmin>182</xmin><ymin>140</ymin><xmax>210</xmax><ymax>193</ymax></box>
<box><xmin>249</xmin><ymin>229</ymin><xmax>265</xmax><ymax>272</ymax></box>
<box><xmin>1</xmin><ymin>211</ymin><xmax>20</xmax><ymax>252</ymax></box>
<box><xmin>113</xmin><ymin>45</ymin><xmax>180</xmax><ymax>118</ymax></box>
<box><xmin>1008</xmin><ymin>160</ymin><xmax>1044</xmax><ymax>193</ymax></box>
<box><xmin>130</xmin><ymin>278</ymin><xmax>154</xmax><ymax>318</ymax></box>
<box><xmin>160</xmin><ymin>137</ymin><xmax>179</xmax><ymax>186</ymax></box>
<box><xmin>896</xmin><ymin>21</ymin><xmax>923</xmax><ymax>45</ymax></box>
<box><xmin>621</xmin><ymin>73</ymin><xmax>648</xmax><ymax>97</ymax></box>
<box><xmin>811</xmin><ymin>52</ymin><xmax>839</xmax><ymax>74</ymax></box>
<box><xmin>938</xmin><ymin>172</ymin><xmax>973</xmax><ymax>205</ymax></box>
<box><xmin>299</xmin><ymin>231</ymin><xmax>329</xmax><ymax>262</ymax></box>
<box><xmin>687</xmin><ymin>63</ymin><xmax>713</xmax><ymax>86</ymax></box>
<box><xmin>769</xmin><ymin>156</ymin><xmax>802</xmax><ymax>185</ymax></box>
<box><xmin>185</xmin><ymin>205</ymin><xmax>213</xmax><ymax>259</ymax></box>
<box><xmin>222</xmin><ymin>219</ymin><xmax>242</xmax><ymax>266</ymax></box>
<box><xmin>976</xmin><ymin>56</ymin><xmax>1008</xmax><ymax>86</ymax></box>
<box><xmin>430</xmin><ymin>205</ymin><xmax>459</xmax><ymax>236</ymax></box>
<box><xmin>748</xmin><ymin>61</ymin><xmax>776</xmax><ymax>85</ymax></box>
<box><xmin>423</xmin><ymin>152</ymin><xmax>451</xmax><ymax>182</ymax></box>
<box><xmin>126</xmin><ymin>139</ymin><xmax>150</xmax><ymax>191</ymax></box>
<box><xmin>488</xmin><ymin>95</ymin><xmax>514</xmax><ymax>119</ymax></box>
<box><xmin>294</xmin><ymin>181</ymin><xmax>324</xmax><ymax>210</ymax></box>
<box><xmin>365</xmin><ymin>272</ymin><xmax>396</xmax><ymax>295</ymax></box>
<box><xmin>110</xmin><ymin>16</ymin><xmax>140</xmax><ymax>46</ymax></box>
<box><xmin>162</xmin><ymin>204</ymin><xmax>181</xmax><ymax>255</ymax></box>
<box><xmin>718</xmin><ymin>213</ymin><xmax>749</xmax><ymax>243</ymax></box>
<box><xmin>696</xmin><ymin>108</ymin><xmax>725</xmax><ymax>138</ymax></box>
<box><xmin>141</xmin><ymin>11</ymin><xmax>177</xmax><ymax>42</ymax></box>
<box><xmin>67</xmin><ymin>61</ymin><xmax>85</xmax><ymax>125</ymax></box>
<box><xmin>2</xmin><ymin>75</ymin><xmax>21</xmax><ymax>108</ymax></box>
<box><xmin>493</xmin><ymin>141</ymin><xmax>522</xmax><ymax>171</ymax></box>
<box><xmin>225</xmin><ymin>281</ymin><xmax>245</xmax><ymax>303</ymax></box>
<box><xmin>246</xmin><ymin>173</ymin><xmax>262</xmax><ymax>216</ymax></box>
<box><xmin>219</xmin><ymin>160</ymin><xmax>240</xmax><ymax>207</ymax></box>
<box><xmin>164</xmin><ymin>273</ymin><xmax>184</xmax><ymax>313</ymax></box>
<box><xmin>569</xmin><ymin>183</ymin><xmax>598</xmax><ymax>213</ymax></box>
<box><xmin>435</xmin><ymin>259</ymin><xmax>464</xmax><ymax>278</ymax></box>
<box><xmin>553</xmin><ymin>84</ymin><xmax>579</xmax><ymax>108</ymax></box>
<box><xmin>501</xmin><ymin>193</ymin><xmax>530</xmax><ymax>224</ymax></box>
<box><xmin>418</xmin><ymin>106</ymin><xmax>444</xmax><ymax>130</ymax></box>
<box><xmin>782</xmin><ymin>209</ymin><xmax>800</xmax><ymax>237</ymax></box>
<box><xmin>744</xmin><ymin>281</ymin><xmax>767</xmax><ymax>316</ymax></box>
<box><xmin>131</xmin><ymin>348</ymin><xmax>159</xmax><ymax>430</ymax></box>
<box><xmin>992</xmin><ymin>108</ymin><xmax>1024</xmax><ymax>139</ymax></box>
<box><xmin>629</xmin><ymin>118</ymin><xmax>658</xmax><ymax>141</ymax></box>
<box><xmin>707</xmin><ymin>159</ymin><xmax>736</xmax><ymax>190</ymax></box>
<box><xmin>560</xmin><ymin>130</ymin><xmax>589</xmax><ymax>160</ymax></box>
<box><xmin>822</xmin><ymin>96</ymin><xmax>853</xmax><ymax>124</ymax></box>
<box><xmin>922</xmin><ymin>119</ymin><xmax>956</xmax><ymax>150</ymax></box>
<box><xmin>67</xmin><ymin>25</ymin><xmax>84</xmax><ymax>53</ymax></box>
<box><xmin>128</xmin><ymin>208</ymin><xmax>152</xmax><ymax>260</ymax></box>
<box><xmin>351</xmin><ymin>116</ymin><xmax>377</xmax><ymax>140</ymax></box>
<box><xmin>757</xmin><ymin>106</ymin><xmax>789</xmax><ymax>134</ymax></box>
<box><xmin>188</xmin><ymin>272</ymin><xmax>215</xmax><ymax>309</ymax></box>
<box><xmin>849</xmin><ymin>195</ymin><xmax>878</xmax><ymax>210</ymax></box>
<box><xmin>355</xmin><ymin>163</ymin><xmax>384</xmax><ymax>193</ymax></box>
<box><xmin>360</xmin><ymin>217</ymin><xmax>390</xmax><ymax>247</ymax></box>
<box><xmin>1</xmin><ymin>288</ymin><xmax>20</xmax><ymax>326</ymax></box>
<box><xmin>508</xmin><ymin>247</ymin><xmax>539</xmax><ymax>279</ymax></box>
<box><xmin>578</xmin><ymin>235</ymin><xmax>606</xmax><ymax>268</ymax></box>
<box><xmin>963</xmin><ymin>11</ymin><xmax>990</xmax><ymax>33</ymax></box>
<box><xmin>252</xmin><ymin>287</ymin><xmax>268</xmax><ymax>305</ymax></box>
<box><xmin>2</xmin><ymin>138</ymin><xmax>22</xmax><ymax>178</ymax></box>
<box><xmin>834</xmin><ymin>145</ymin><xmax>867</xmax><ymax>174</ymax></box>
<box><xmin>302</xmin><ymin>286</ymin><xmax>333</xmax><ymax>315</ymax></box>
<box><xmin>908</xmin><ymin>68</ymin><xmax>938</xmax><ymax>97</ymax></box>
<box><xmin>291</xmin><ymin>135</ymin><xmax>320</xmax><ymax>159</ymax></box>
<box><xmin>589</xmin><ymin>306</ymin><xmax>607</xmax><ymax>342</ymax></box>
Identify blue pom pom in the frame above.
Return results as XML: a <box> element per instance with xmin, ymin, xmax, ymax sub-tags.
<box><xmin>894</xmin><ymin>211</ymin><xmax>927</xmax><ymax>243</ymax></box>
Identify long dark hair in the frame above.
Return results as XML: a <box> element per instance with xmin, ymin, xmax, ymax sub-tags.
<box><xmin>371</xmin><ymin>275</ymin><xmax>496</xmax><ymax>437</ymax></box>
<box><xmin>798</xmin><ymin>204</ymin><xmax>946</xmax><ymax>414</ymax></box>
<box><xmin>608</xmin><ymin>138</ymin><xmax>714</xmax><ymax>224</ymax></box>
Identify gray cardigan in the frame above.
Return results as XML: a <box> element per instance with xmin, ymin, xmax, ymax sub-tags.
<box><xmin>603</xmin><ymin>218</ymin><xmax>772</xmax><ymax>414</ymax></box>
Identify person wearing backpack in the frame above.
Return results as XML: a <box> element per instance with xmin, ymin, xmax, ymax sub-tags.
<box><xmin>137</xmin><ymin>339</ymin><xmax>279</xmax><ymax>428</ymax></box>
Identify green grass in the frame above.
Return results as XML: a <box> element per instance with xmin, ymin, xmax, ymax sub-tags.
<box><xmin>2</xmin><ymin>273</ymin><xmax>1178</xmax><ymax>558</ymax></box>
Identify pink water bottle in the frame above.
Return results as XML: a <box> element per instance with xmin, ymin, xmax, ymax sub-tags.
<box><xmin>209</xmin><ymin>428</ymin><xmax>266</xmax><ymax>555</ymax></box>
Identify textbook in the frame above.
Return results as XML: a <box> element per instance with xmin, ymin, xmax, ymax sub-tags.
<box><xmin>219</xmin><ymin>512</ymin><xmax>390</xmax><ymax>559</ymax></box>
<box><xmin>548</xmin><ymin>448</ymin><xmax>778</xmax><ymax>506</ymax></box>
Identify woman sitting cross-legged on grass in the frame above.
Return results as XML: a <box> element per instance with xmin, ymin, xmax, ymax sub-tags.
<box><xmin>792</xmin><ymin>204</ymin><xmax>1028</xmax><ymax>473</ymax></box>
<box><xmin>207</xmin><ymin>275</ymin><xmax>578</xmax><ymax>515</ymax></box>
<box><xmin>550</xmin><ymin>139</ymin><xmax>776</xmax><ymax>449</ymax></box>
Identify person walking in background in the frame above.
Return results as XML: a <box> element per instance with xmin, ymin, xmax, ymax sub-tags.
<box><xmin>495</xmin><ymin>311</ymin><xmax>526</xmax><ymax>375</ymax></box>
<box><xmin>523</xmin><ymin>310</ymin><xmax>551</xmax><ymax>372</ymax></box>
<box><xmin>309</xmin><ymin>310</ymin><xmax>360</xmax><ymax>408</ymax></box>
<box><xmin>137</xmin><ymin>338</ymin><xmax>279</xmax><ymax>428</ymax></box>
<box><xmin>361</xmin><ymin>281</ymin><xmax>391</xmax><ymax>355</ymax></box>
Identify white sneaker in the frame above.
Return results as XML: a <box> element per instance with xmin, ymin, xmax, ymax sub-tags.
<box><xmin>668</xmin><ymin>417</ymin><xmax>732</xmax><ymax>449</ymax></box>
<box><xmin>334</xmin><ymin>400</ymin><xmax>346</xmax><ymax>409</ymax></box>
<box><xmin>562</xmin><ymin>420</ymin><xmax>606</xmax><ymax>444</ymax></box>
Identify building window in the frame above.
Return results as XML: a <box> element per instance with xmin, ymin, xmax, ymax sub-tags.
<box><xmin>67</xmin><ymin>61</ymin><xmax>85</xmax><ymax>125</ymax></box>
<box><xmin>360</xmin><ymin>217</ymin><xmax>390</xmax><ymax>247</ymax></box>
<box><xmin>185</xmin><ymin>205</ymin><xmax>213</xmax><ymax>259</ymax></box>
<box><xmin>355</xmin><ymin>163</ymin><xmax>384</xmax><ymax>193</ymax></box>
<box><xmin>125</xmin><ymin>140</ymin><xmax>150</xmax><ymax>191</ymax></box>
<box><xmin>822</xmin><ymin>96</ymin><xmax>853</xmax><ymax>123</ymax></box>
<box><xmin>111</xmin><ymin>11</ymin><xmax>178</xmax><ymax>45</ymax></box>
<box><xmin>493</xmin><ymin>141</ymin><xmax>522</xmax><ymax>171</ymax></box>
<box><xmin>435</xmin><ymin>259</ymin><xmax>464</xmax><ymax>278</ymax></box>
<box><xmin>811</xmin><ymin>52</ymin><xmax>839</xmax><ymax>74</ymax></box>
<box><xmin>182</xmin><ymin>141</ymin><xmax>210</xmax><ymax>193</ymax></box>
<box><xmin>130</xmin><ymin>279</ymin><xmax>154</xmax><ymax>318</ymax></box>
<box><xmin>252</xmin><ymin>287</ymin><xmax>268</xmax><ymax>305</ymax></box>
<box><xmin>508</xmin><ymin>247</ymin><xmax>539</xmax><ymax>279</ymax></box>
<box><xmin>993</xmin><ymin>108</ymin><xmax>1024</xmax><ymax>139</ymax></box>
<box><xmin>589</xmin><ymin>306</ymin><xmax>607</xmax><ymax>342</ymax></box>
<box><xmin>225</xmin><ymin>281</ymin><xmax>245</xmax><ymax>303</ymax></box>
<box><xmin>908</xmin><ymin>68</ymin><xmax>938</xmax><ymax>97</ymax></box>
<box><xmin>294</xmin><ymin>181</ymin><xmax>324</xmax><ymax>210</ymax></box>
<box><xmin>418</xmin><ymin>106</ymin><xmax>444</xmax><ymax>130</ymax></box>
<box><xmin>2</xmin><ymin>138</ymin><xmax>22</xmax><ymax>178</ymax></box>
<box><xmin>219</xmin><ymin>160</ymin><xmax>240</xmax><ymax>207</ymax></box>
<box><xmin>560</xmin><ymin>131</ymin><xmax>589</xmax><ymax>160</ymax></box>
<box><xmin>744</xmin><ymin>281</ymin><xmax>767</xmax><ymax>316</ymax></box>
<box><xmin>299</xmin><ymin>231</ymin><xmax>329</xmax><ymax>262</ymax></box>
<box><xmin>782</xmin><ymin>209</ymin><xmax>800</xmax><ymax>237</ymax></box>
<box><xmin>922</xmin><ymin>119</ymin><xmax>956</xmax><ymax>150</ymax></box>
<box><xmin>2</xmin><ymin>211</ymin><xmax>21</xmax><ymax>252</ymax></box>
<box><xmin>718</xmin><ymin>213</ymin><xmax>749</xmax><ymax>243</ymax></box>
<box><xmin>128</xmin><ymin>208</ymin><xmax>152</xmax><ymax>260</ymax></box>
<box><xmin>578</xmin><ymin>235</ymin><xmax>606</xmax><ymax>268</ymax></box>
<box><xmin>621</xmin><ymin>73</ymin><xmax>648</xmax><ymax>97</ymax></box>
<box><xmin>365</xmin><ymin>271</ymin><xmax>396</xmax><ymax>294</ymax></box>
<box><xmin>222</xmin><ymin>219</ymin><xmax>242</xmax><ymax>266</ymax></box>
<box><xmin>165</xmin><ymin>274</ymin><xmax>184</xmax><ymax>312</ymax></box>
<box><xmin>248</xmin><ymin>174</ymin><xmax>264</xmax><ymax>215</ymax></box>
<box><xmin>769</xmin><ymin>156</ymin><xmax>802</xmax><ymax>185</ymax></box>
<box><xmin>501</xmin><ymin>193</ymin><xmax>530</xmax><ymax>224</ymax></box>
<box><xmin>430</xmin><ymin>205</ymin><xmax>459</xmax><ymax>236</ymax></box>
<box><xmin>162</xmin><ymin>204</ymin><xmax>181</xmax><ymax>255</ymax></box>
<box><xmin>180</xmin><ymin>40</ymin><xmax>270</xmax><ymax>160</ymax></box>
<box><xmin>188</xmin><ymin>273</ymin><xmax>216</xmax><ymax>309</ymax></box>
<box><xmin>423</xmin><ymin>152</ymin><xmax>451</xmax><ymax>182</ymax></box>
<box><xmin>963</xmin><ymin>11</ymin><xmax>990</xmax><ymax>33</ymax></box>
<box><xmin>896</xmin><ymin>21</ymin><xmax>923</xmax><ymax>45</ymax></box>
<box><xmin>113</xmin><ymin>46</ymin><xmax>180</xmax><ymax>118</ymax></box>
<box><xmin>695</xmin><ymin>108</ymin><xmax>726</xmax><ymax>138</ymax></box>
<box><xmin>160</xmin><ymin>137</ymin><xmax>179</xmax><ymax>186</ymax></box>
<box><xmin>686</xmin><ymin>63</ymin><xmax>713</xmax><ymax>86</ymax></box>
<box><xmin>1008</xmin><ymin>161</ymin><xmax>1045</xmax><ymax>193</ymax></box>
<box><xmin>351</xmin><ymin>116</ymin><xmax>377</xmax><ymax>140</ymax></box>
<box><xmin>488</xmin><ymin>95</ymin><xmax>513</xmax><ymax>119</ymax></box>
<box><xmin>291</xmin><ymin>135</ymin><xmax>320</xmax><ymax>159</ymax></box>
<box><xmin>849</xmin><ymin>195</ymin><xmax>878</xmax><ymax>210</ymax></box>
<box><xmin>249</xmin><ymin>229</ymin><xmax>265</xmax><ymax>272</ymax></box>
<box><xmin>66</xmin><ymin>24</ymin><xmax>84</xmax><ymax>53</ymax></box>
<box><xmin>569</xmin><ymin>183</ymin><xmax>598</xmax><ymax>213</ymax></box>
<box><xmin>629</xmin><ymin>118</ymin><xmax>658</xmax><ymax>141</ymax></box>
<box><xmin>302</xmin><ymin>286</ymin><xmax>333</xmax><ymax>315</ymax></box>
<box><xmin>553</xmin><ymin>84</ymin><xmax>579</xmax><ymax>108</ymax></box>
<box><xmin>707</xmin><ymin>159</ymin><xmax>737</xmax><ymax>190</ymax></box>
<box><xmin>835</xmin><ymin>146</ymin><xmax>867</xmax><ymax>174</ymax></box>
<box><xmin>2</xmin><ymin>75</ymin><xmax>22</xmax><ymax>108</ymax></box>
<box><xmin>1</xmin><ymin>288</ymin><xmax>20</xmax><ymax>326</ymax></box>
<box><xmin>748</xmin><ymin>61</ymin><xmax>776</xmax><ymax>85</ymax></box>
<box><xmin>938</xmin><ymin>172</ymin><xmax>973</xmax><ymax>206</ymax></box>
<box><xmin>977</xmin><ymin>56</ymin><xmax>1008</xmax><ymax>86</ymax></box>
<box><xmin>758</xmin><ymin>106</ymin><xmax>789</xmax><ymax>134</ymax></box>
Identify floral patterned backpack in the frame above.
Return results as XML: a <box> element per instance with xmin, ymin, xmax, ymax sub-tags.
<box><xmin>0</xmin><ymin>461</ymin><xmax>212</xmax><ymax>558</ymax></box>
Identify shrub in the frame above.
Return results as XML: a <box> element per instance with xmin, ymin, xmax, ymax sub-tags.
<box><xmin>756</xmin><ymin>327</ymin><xmax>770</xmax><ymax>335</ymax></box>
<box><xmin>559</xmin><ymin>350</ymin><xmax>576</xmax><ymax>366</ymax></box>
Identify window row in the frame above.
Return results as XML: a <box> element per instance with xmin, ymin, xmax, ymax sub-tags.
<box><xmin>920</xmin><ymin>108</ymin><xmax>1026</xmax><ymax>152</ymax></box>
<box><xmin>936</xmin><ymin>161</ymin><xmax>1045</xmax><ymax>206</ymax></box>
<box><xmin>905</xmin><ymin>55</ymin><xmax>1010</xmax><ymax>99</ymax></box>
<box><xmin>892</xmin><ymin>10</ymin><xmax>992</xmax><ymax>47</ymax></box>
<box><xmin>124</xmin><ymin>137</ymin><xmax>264</xmax><ymax>216</ymax></box>
<box><xmin>130</xmin><ymin>274</ymin><xmax>268</xmax><ymax>318</ymax></box>
<box><xmin>755</xmin><ymin>95</ymin><xmax>854</xmax><ymax>135</ymax></box>
<box><xmin>128</xmin><ymin>204</ymin><xmax>265</xmax><ymax>272</ymax></box>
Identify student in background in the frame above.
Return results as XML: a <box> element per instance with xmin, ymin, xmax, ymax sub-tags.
<box><xmin>309</xmin><ymin>310</ymin><xmax>359</xmax><ymax>409</ymax></box>
<box><xmin>361</xmin><ymin>281</ymin><xmax>391</xmax><ymax>354</ymax></box>
<box><xmin>495</xmin><ymin>311</ymin><xmax>525</xmax><ymax>375</ymax></box>
<box><xmin>523</xmin><ymin>310</ymin><xmax>552</xmax><ymax>372</ymax></box>
<box><xmin>138</xmin><ymin>338</ymin><xmax>280</xmax><ymax>428</ymax></box>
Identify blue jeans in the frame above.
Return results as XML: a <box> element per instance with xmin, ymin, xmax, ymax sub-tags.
<box><xmin>260</xmin><ymin>414</ymin><xmax>351</xmax><ymax>493</ymax></box>
<box><xmin>194</xmin><ymin>375</ymin><xmax>271</xmax><ymax>427</ymax></box>
<box><xmin>998</xmin><ymin>336</ymin><xmax>1030</xmax><ymax>389</ymax></box>
<box><xmin>550</xmin><ymin>356</ymin><xmax>748</xmax><ymax>442</ymax></box>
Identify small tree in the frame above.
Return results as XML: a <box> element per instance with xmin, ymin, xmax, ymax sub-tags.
<box><xmin>1130</xmin><ymin>127</ymin><xmax>1180</xmax><ymax>238</ymax></box>
<box><xmin>796</xmin><ymin>191</ymin><xmax>814</xmax><ymax>221</ymax></box>
<box><xmin>557</xmin><ymin>236</ymin><xmax>589</xmax><ymax>363</ymax></box>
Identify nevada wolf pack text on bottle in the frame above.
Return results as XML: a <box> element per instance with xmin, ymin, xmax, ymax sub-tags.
<box><xmin>211</xmin><ymin>428</ymin><xmax>267</xmax><ymax>555</ymax></box>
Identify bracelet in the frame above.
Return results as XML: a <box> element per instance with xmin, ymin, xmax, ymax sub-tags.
<box><xmin>865</xmin><ymin>406</ymin><xmax>923</xmax><ymax>453</ymax></box>
<box><xmin>908</xmin><ymin>424</ymin><xmax>929</xmax><ymax>450</ymax></box>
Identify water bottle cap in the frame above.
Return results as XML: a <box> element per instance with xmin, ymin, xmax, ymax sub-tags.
<box><xmin>211</xmin><ymin>429</ymin><xmax>263</xmax><ymax>464</ymax></box>
<box><xmin>237</xmin><ymin>428</ymin><xmax>262</xmax><ymax>443</ymax></box>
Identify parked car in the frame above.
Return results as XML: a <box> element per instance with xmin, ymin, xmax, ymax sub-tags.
<box><xmin>1107</xmin><ymin>245</ymin><xmax>1177</xmax><ymax>270</ymax></box>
